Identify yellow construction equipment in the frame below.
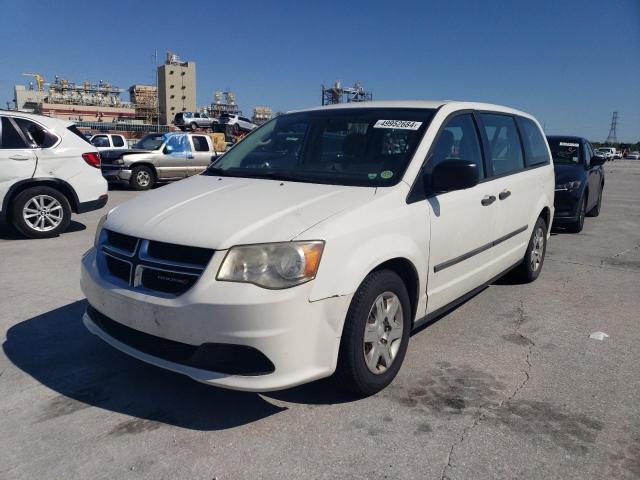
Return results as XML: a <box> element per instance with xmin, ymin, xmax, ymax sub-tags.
<box><xmin>22</xmin><ymin>72</ymin><xmax>45</xmax><ymax>91</ymax></box>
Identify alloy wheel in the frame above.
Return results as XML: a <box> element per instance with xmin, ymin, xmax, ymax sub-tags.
<box><xmin>22</xmin><ymin>195</ymin><xmax>63</xmax><ymax>232</ymax></box>
<box><xmin>136</xmin><ymin>170</ymin><xmax>151</xmax><ymax>187</ymax></box>
<box><xmin>363</xmin><ymin>292</ymin><xmax>403</xmax><ymax>374</ymax></box>
<box><xmin>530</xmin><ymin>226</ymin><xmax>545</xmax><ymax>271</ymax></box>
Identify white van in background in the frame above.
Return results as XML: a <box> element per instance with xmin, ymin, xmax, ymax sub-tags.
<box><xmin>0</xmin><ymin>111</ymin><xmax>108</xmax><ymax>238</ymax></box>
<box><xmin>90</xmin><ymin>134</ymin><xmax>128</xmax><ymax>151</ymax></box>
<box><xmin>81</xmin><ymin>100</ymin><xmax>554</xmax><ymax>396</ymax></box>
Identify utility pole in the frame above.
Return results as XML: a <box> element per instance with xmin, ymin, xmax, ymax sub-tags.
<box><xmin>605</xmin><ymin>111</ymin><xmax>618</xmax><ymax>144</ymax></box>
<box><xmin>153</xmin><ymin>50</ymin><xmax>160</xmax><ymax>129</ymax></box>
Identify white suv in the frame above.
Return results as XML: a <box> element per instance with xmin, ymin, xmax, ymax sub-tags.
<box><xmin>81</xmin><ymin>101</ymin><xmax>554</xmax><ymax>396</ymax></box>
<box><xmin>0</xmin><ymin>111</ymin><xmax>108</xmax><ymax>238</ymax></box>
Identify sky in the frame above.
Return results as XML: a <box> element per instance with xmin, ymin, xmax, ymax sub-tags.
<box><xmin>1</xmin><ymin>0</ymin><xmax>639</xmax><ymax>142</ymax></box>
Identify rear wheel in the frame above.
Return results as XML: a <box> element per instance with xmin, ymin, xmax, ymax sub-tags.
<box><xmin>587</xmin><ymin>186</ymin><xmax>603</xmax><ymax>217</ymax></box>
<box><xmin>334</xmin><ymin>270</ymin><xmax>411</xmax><ymax>397</ymax></box>
<box><xmin>190</xmin><ymin>122</ymin><xmax>198</xmax><ymax>131</ymax></box>
<box><xmin>11</xmin><ymin>186</ymin><xmax>71</xmax><ymax>239</ymax></box>
<box><xmin>512</xmin><ymin>216</ymin><xmax>547</xmax><ymax>283</ymax></box>
<box><xmin>566</xmin><ymin>194</ymin><xmax>586</xmax><ymax>233</ymax></box>
<box><xmin>130</xmin><ymin>165</ymin><xmax>155</xmax><ymax>190</ymax></box>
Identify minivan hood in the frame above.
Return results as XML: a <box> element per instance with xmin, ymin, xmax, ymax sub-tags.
<box><xmin>105</xmin><ymin>175</ymin><xmax>376</xmax><ymax>249</ymax></box>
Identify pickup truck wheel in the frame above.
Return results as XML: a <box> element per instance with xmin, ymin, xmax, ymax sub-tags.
<box><xmin>512</xmin><ymin>216</ymin><xmax>547</xmax><ymax>283</ymax></box>
<box><xmin>233</xmin><ymin>123</ymin><xmax>240</xmax><ymax>135</ymax></box>
<box><xmin>190</xmin><ymin>122</ymin><xmax>198</xmax><ymax>131</ymax></box>
<box><xmin>11</xmin><ymin>186</ymin><xmax>71</xmax><ymax>239</ymax></box>
<box><xmin>130</xmin><ymin>166</ymin><xmax>155</xmax><ymax>190</ymax></box>
<box><xmin>334</xmin><ymin>270</ymin><xmax>411</xmax><ymax>397</ymax></box>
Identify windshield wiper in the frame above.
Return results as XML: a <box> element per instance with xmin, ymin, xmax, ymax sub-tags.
<box><xmin>203</xmin><ymin>167</ymin><xmax>302</xmax><ymax>182</ymax></box>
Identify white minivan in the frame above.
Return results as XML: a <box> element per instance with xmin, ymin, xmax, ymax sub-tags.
<box><xmin>0</xmin><ymin>111</ymin><xmax>108</xmax><ymax>238</ymax></box>
<box><xmin>81</xmin><ymin>101</ymin><xmax>554</xmax><ymax>396</ymax></box>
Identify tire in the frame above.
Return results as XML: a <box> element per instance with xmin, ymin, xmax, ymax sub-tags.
<box><xmin>566</xmin><ymin>193</ymin><xmax>586</xmax><ymax>233</ymax></box>
<box><xmin>129</xmin><ymin>165</ymin><xmax>155</xmax><ymax>190</ymax></box>
<box><xmin>512</xmin><ymin>216</ymin><xmax>547</xmax><ymax>283</ymax></box>
<box><xmin>233</xmin><ymin>123</ymin><xmax>240</xmax><ymax>135</ymax></box>
<box><xmin>190</xmin><ymin>122</ymin><xmax>198</xmax><ymax>131</ymax></box>
<box><xmin>587</xmin><ymin>186</ymin><xmax>603</xmax><ymax>217</ymax></box>
<box><xmin>334</xmin><ymin>270</ymin><xmax>412</xmax><ymax>397</ymax></box>
<box><xmin>10</xmin><ymin>186</ymin><xmax>72</xmax><ymax>239</ymax></box>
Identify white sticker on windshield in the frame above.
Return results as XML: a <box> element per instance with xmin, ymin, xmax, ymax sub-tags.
<box><xmin>373</xmin><ymin>120</ymin><xmax>422</xmax><ymax>130</ymax></box>
<box><xmin>559</xmin><ymin>142</ymin><xmax>579</xmax><ymax>147</ymax></box>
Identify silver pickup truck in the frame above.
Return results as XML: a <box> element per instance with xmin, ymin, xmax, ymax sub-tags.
<box><xmin>100</xmin><ymin>132</ymin><xmax>218</xmax><ymax>190</ymax></box>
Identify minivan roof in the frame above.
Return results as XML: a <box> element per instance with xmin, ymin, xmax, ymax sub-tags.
<box><xmin>289</xmin><ymin>100</ymin><xmax>533</xmax><ymax>118</ymax></box>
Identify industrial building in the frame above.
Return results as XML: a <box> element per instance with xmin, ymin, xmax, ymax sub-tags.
<box><xmin>252</xmin><ymin>106</ymin><xmax>273</xmax><ymax>125</ymax></box>
<box><xmin>321</xmin><ymin>80</ymin><xmax>372</xmax><ymax>105</ymax></box>
<box><xmin>129</xmin><ymin>84</ymin><xmax>158</xmax><ymax>124</ymax></box>
<box><xmin>157</xmin><ymin>52</ymin><xmax>196</xmax><ymax>125</ymax></box>
<box><xmin>202</xmin><ymin>91</ymin><xmax>240</xmax><ymax>118</ymax></box>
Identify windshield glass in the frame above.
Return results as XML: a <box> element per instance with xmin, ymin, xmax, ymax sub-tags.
<box><xmin>133</xmin><ymin>133</ymin><xmax>165</xmax><ymax>150</ymax></box>
<box><xmin>548</xmin><ymin>138</ymin><xmax>582</xmax><ymax>165</ymax></box>
<box><xmin>205</xmin><ymin>108</ymin><xmax>436</xmax><ymax>186</ymax></box>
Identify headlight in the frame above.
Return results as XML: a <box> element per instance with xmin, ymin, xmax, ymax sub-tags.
<box><xmin>217</xmin><ymin>241</ymin><xmax>324</xmax><ymax>289</ymax></box>
<box><xmin>94</xmin><ymin>213</ymin><xmax>108</xmax><ymax>247</ymax></box>
<box><xmin>555</xmin><ymin>180</ymin><xmax>582</xmax><ymax>192</ymax></box>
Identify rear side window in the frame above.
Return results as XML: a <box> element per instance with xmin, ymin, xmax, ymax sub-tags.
<box><xmin>516</xmin><ymin>117</ymin><xmax>550</xmax><ymax>166</ymax></box>
<box><xmin>13</xmin><ymin>118</ymin><xmax>58</xmax><ymax>148</ymax></box>
<box><xmin>480</xmin><ymin>113</ymin><xmax>524</xmax><ymax>176</ymax></box>
<box><xmin>67</xmin><ymin>125</ymin><xmax>92</xmax><ymax>144</ymax></box>
<box><xmin>192</xmin><ymin>136</ymin><xmax>209</xmax><ymax>152</ymax></box>
<box><xmin>0</xmin><ymin>117</ymin><xmax>27</xmax><ymax>149</ymax></box>
<box><xmin>91</xmin><ymin>135</ymin><xmax>110</xmax><ymax>147</ymax></box>
<box><xmin>112</xmin><ymin>135</ymin><xmax>125</xmax><ymax>147</ymax></box>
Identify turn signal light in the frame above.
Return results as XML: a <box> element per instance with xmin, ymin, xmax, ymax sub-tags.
<box><xmin>82</xmin><ymin>152</ymin><xmax>101</xmax><ymax>168</ymax></box>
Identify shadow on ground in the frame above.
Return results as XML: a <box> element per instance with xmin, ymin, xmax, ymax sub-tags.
<box><xmin>2</xmin><ymin>300</ymin><xmax>360</xmax><ymax>431</ymax></box>
<box><xmin>0</xmin><ymin>220</ymin><xmax>86</xmax><ymax>240</ymax></box>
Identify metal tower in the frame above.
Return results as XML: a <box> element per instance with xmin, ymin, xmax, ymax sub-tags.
<box><xmin>322</xmin><ymin>80</ymin><xmax>372</xmax><ymax>105</ymax></box>
<box><xmin>605</xmin><ymin>111</ymin><xmax>618</xmax><ymax>144</ymax></box>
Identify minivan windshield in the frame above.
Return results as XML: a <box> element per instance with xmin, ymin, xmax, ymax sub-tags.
<box><xmin>547</xmin><ymin>138</ymin><xmax>582</xmax><ymax>165</ymax></box>
<box><xmin>205</xmin><ymin>108</ymin><xmax>436</xmax><ymax>187</ymax></box>
<box><xmin>133</xmin><ymin>133</ymin><xmax>166</xmax><ymax>150</ymax></box>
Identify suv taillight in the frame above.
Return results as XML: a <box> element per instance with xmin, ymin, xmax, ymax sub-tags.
<box><xmin>82</xmin><ymin>152</ymin><xmax>101</xmax><ymax>168</ymax></box>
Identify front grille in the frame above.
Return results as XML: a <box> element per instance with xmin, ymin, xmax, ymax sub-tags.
<box><xmin>100</xmin><ymin>230</ymin><xmax>214</xmax><ymax>296</ymax></box>
<box><xmin>87</xmin><ymin>305</ymin><xmax>275</xmax><ymax>375</ymax></box>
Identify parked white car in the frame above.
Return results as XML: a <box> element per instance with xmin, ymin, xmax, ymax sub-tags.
<box><xmin>626</xmin><ymin>151</ymin><xmax>640</xmax><ymax>160</ymax></box>
<box><xmin>219</xmin><ymin>113</ymin><xmax>257</xmax><ymax>133</ymax></box>
<box><xmin>0</xmin><ymin>110</ymin><xmax>108</xmax><ymax>238</ymax></box>
<box><xmin>597</xmin><ymin>147</ymin><xmax>615</xmax><ymax>160</ymax></box>
<box><xmin>90</xmin><ymin>134</ymin><xmax>128</xmax><ymax>151</ymax></box>
<box><xmin>81</xmin><ymin>100</ymin><xmax>554</xmax><ymax>395</ymax></box>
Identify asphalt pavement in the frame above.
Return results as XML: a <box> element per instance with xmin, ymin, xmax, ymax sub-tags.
<box><xmin>1</xmin><ymin>162</ymin><xmax>638</xmax><ymax>480</ymax></box>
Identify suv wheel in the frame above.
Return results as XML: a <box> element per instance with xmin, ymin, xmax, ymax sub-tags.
<box><xmin>130</xmin><ymin>166</ymin><xmax>155</xmax><ymax>190</ymax></box>
<box><xmin>513</xmin><ymin>216</ymin><xmax>547</xmax><ymax>283</ymax></box>
<box><xmin>190</xmin><ymin>122</ymin><xmax>198</xmax><ymax>131</ymax></box>
<box><xmin>334</xmin><ymin>270</ymin><xmax>411</xmax><ymax>397</ymax></box>
<box><xmin>11</xmin><ymin>186</ymin><xmax>71</xmax><ymax>239</ymax></box>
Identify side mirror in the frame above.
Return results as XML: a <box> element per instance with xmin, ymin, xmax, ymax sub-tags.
<box><xmin>591</xmin><ymin>155</ymin><xmax>605</xmax><ymax>166</ymax></box>
<box><xmin>163</xmin><ymin>145</ymin><xmax>174</xmax><ymax>154</ymax></box>
<box><xmin>425</xmin><ymin>159</ymin><xmax>479</xmax><ymax>194</ymax></box>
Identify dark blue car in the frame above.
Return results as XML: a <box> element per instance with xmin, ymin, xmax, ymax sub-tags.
<box><xmin>546</xmin><ymin>136</ymin><xmax>605</xmax><ymax>233</ymax></box>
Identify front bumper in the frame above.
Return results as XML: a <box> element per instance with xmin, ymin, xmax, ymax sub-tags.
<box><xmin>101</xmin><ymin>165</ymin><xmax>132</xmax><ymax>183</ymax></box>
<box><xmin>80</xmin><ymin>248</ymin><xmax>351</xmax><ymax>391</ymax></box>
<box><xmin>553</xmin><ymin>188</ymin><xmax>582</xmax><ymax>223</ymax></box>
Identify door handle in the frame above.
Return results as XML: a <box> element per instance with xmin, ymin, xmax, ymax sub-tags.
<box><xmin>481</xmin><ymin>195</ymin><xmax>496</xmax><ymax>206</ymax></box>
<box><xmin>9</xmin><ymin>154</ymin><xmax>31</xmax><ymax>161</ymax></box>
<box><xmin>499</xmin><ymin>190</ymin><xmax>511</xmax><ymax>200</ymax></box>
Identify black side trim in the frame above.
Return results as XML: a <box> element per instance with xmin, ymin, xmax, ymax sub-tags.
<box><xmin>412</xmin><ymin>260</ymin><xmax>521</xmax><ymax>331</ymax></box>
<box><xmin>0</xmin><ymin>177</ymin><xmax>81</xmax><ymax>221</ymax></box>
<box><xmin>433</xmin><ymin>225</ymin><xmax>528</xmax><ymax>273</ymax></box>
<box><xmin>77</xmin><ymin>194</ymin><xmax>108</xmax><ymax>213</ymax></box>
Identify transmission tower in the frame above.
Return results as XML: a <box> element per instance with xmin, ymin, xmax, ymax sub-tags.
<box><xmin>605</xmin><ymin>111</ymin><xmax>618</xmax><ymax>144</ymax></box>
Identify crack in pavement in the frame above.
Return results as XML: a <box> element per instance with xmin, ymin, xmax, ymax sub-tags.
<box><xmin>440</xmin><ymin>300</ymin><xmax>535</xmax><ymax>480</ymax></box>
<box><xmin>547</xmin><ymin>257</ymin><xmax>638</xmax><ymax>273</ymax></box>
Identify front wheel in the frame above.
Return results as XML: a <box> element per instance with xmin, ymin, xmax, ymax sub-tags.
<box><xmin>11</xmin><ymin>186</ymin><xmax>72</xmax><ymax>239</ymax></box>
<box><xmin>334</xmin><ymin>270</ymin><xmax>411</xmax><ymax>397</ymax></box>
<box><xmin>512</xmin><ymin>216</ymin><xmax>547</xmax><ymax>283</ymax></box>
